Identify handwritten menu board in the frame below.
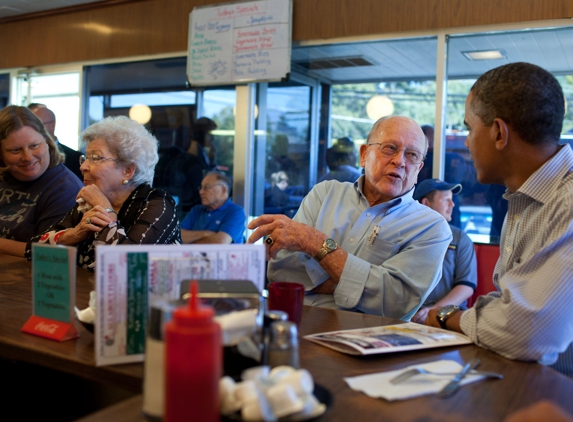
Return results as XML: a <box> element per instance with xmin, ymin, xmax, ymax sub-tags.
<box><xmin>187</xmin><ymin>0</ymin><xmax>292</xmax><ymax>86</ymax></box>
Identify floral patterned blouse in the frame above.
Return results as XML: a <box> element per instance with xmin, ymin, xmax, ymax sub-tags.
<box><xmin>26</xmin><ymin>183</ymin><xmax>181</xmax><ymax>269</ymax></box>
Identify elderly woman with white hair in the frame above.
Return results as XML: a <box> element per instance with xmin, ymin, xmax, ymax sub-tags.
<box><xmin>27</xmin><ymin>115</ymin><xmax>181</xmax><ymax>269</ymax></box>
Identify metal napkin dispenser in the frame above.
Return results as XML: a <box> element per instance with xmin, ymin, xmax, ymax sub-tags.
<box><xmin>180</xmin><ymin>279</ymin><xmax>262</xmax><ymax>317</ymax></box>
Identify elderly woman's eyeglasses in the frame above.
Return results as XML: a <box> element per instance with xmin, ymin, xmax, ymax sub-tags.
<box><xmin>79</xmin><ymin>154</ymin><xmax>120</xmax><ymax>165</ymax></box>
<box><xmin>367</xmin><ymin>143</ymin><xmax>425</xmax><ymax>164</ymax></box>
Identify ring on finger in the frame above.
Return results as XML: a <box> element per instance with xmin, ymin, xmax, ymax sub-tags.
<box><xmin>265</xmin><ymin>236</ymin><xmax>274</xmax><ymax>245</ymax></box>
<box><xmin>86</xmin><ymin>217</ymin><xmax>92</xmax><ymax>225</ymax></box>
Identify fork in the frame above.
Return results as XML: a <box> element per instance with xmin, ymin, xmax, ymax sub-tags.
<box><xmin>390</xmin><ymin>367</ymin><xmax>503</xmax><ymax>384</ymax></box>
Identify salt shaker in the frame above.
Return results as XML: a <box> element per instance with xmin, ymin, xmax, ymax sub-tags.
<box><xmin>262</xmin><ymin>310</ymin><xmax>288</xmax><ymax>365</ymax></box>
<box><xmin>142</xmin><ymin>300</ymin><xmax>175</xmax><ymax>421</ymax></box>
<box><xmin>268</xmin><ymin>320</ymin><xmax>299</xmax><ymax>369</ymax></box>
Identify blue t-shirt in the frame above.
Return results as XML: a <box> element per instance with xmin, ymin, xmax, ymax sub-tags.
<box><xmin>180</xmin><ymin>199</ymin><xmax>246</xmax><ymax>244</ymax></box>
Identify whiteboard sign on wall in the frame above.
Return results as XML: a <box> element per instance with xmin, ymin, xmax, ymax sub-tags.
<box><xmin>187</xmin><ymin>0</ymin><xmax>292</xmax><ymax>86</ymax></box>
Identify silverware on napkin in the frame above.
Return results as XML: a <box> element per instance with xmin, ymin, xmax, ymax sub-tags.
<box><xmin>437</xmin><ymin>358</ymin><xmax>481</xmax><ymax>398</ymax></box>
<box><xmin>390</xmin><ymin>366</ymin><xmax>503</xmax><ymax>385</ymax></box>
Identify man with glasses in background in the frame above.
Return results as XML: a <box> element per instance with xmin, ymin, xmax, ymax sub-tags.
<box><xmin>248</xmin><ymin>116</ymin><xmax>452</xmax><ymax>320</ymax></box>
<box><xmin>180</xmin><ymin>172</ymin><xmax>245</xmax><ymax>244</ymax></box>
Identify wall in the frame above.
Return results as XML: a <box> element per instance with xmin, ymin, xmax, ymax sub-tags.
<box><xmin>1</xmin><ymin>0</ymin><xmax>572</xmax><ymax>69</ymax></box>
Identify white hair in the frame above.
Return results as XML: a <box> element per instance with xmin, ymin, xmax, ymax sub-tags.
<box><xmin>81</xmin><ymin>115</ymin><xmax>159</xmax><ymax>185</ymax></box>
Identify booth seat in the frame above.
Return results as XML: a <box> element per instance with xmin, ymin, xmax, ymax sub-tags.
<box><xmin>467</xmin><ymin>243</ymin><xmax>500</xmax><ymax>307</ymax></box>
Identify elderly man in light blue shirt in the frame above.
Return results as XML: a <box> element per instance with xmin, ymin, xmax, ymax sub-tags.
<box><xmin>248</xmin><ymin>116</ymin><xmax>452</xmax><ymax>320</ymax></box>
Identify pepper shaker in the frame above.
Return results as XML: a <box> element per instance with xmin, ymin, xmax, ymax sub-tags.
<box><xmin>268</xmin><ymin>320</ymin><xmax>299</xmax><ymax>369</ymax></box>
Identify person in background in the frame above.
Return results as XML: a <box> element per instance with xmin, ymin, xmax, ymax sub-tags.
<box><xmin>0</xmin><ymin>106</ymin><xmax>83</xmax><ymax>257</ymax></box>
<box><xmin>411</xmin><ymin>178</ymin><xmax>477</xmax><ymax>323</ymax></box>
<box><xmin>28</xmin><ymin>103</ymin><xmax>83</xmax><ymax>180</ymax></box>
<box><xmin>27</xmin><ymin>115</ymin><xmax>181</xmax><ymax>269</ymax></box>
<box><xmin>188</xmin><ymin>117</ymin><xmax>217</xmax><ymax>171</ymax></box>
<box><xmin>424</xmin><ymin>62</ymin><xmax>573</xmax><ymax>377</ymax></box>
<box><xmin>180</xmin><ymin>172</ymin><xmax>245</xmax><ymax>244</ymax></box>
<box><xmin>265</xmin><ymin>171</ymin><xmax>291</xmax><ymax>209</ymax></box>
<box><xmin>248</xmin><ymin>116</ymin><xmax>452</xmax><ymax>320</ymax></box>
<box><xmin>154</xmin><ymin>136</ymin><xmax>204</xmax><ymax>220</ymax></box>
<box><xmin>318</xmin><ymin>137</ymin><xmax>361</xmax><ymax>183</ymax></box>
<box><xmin>417</xmin><ymin>124</ymin><xmax>476</xmax><ymax>228</ymax></box>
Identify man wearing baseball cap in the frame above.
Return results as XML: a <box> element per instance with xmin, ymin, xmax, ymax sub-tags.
<box><xmin>411</xmin><ymin>178</ymin><xmax>477</xmax><ymax>323</ymax></box>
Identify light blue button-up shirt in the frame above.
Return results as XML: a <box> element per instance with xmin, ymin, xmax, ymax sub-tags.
<box><xmin>268</xmin><ymin>177</ymin><xmax>452</xmax><ymax>320</ymax></box>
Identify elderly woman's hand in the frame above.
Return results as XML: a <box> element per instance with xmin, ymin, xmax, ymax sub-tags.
<box><xmin>247</xmin><ymin>214</ymin><xmax>325</xmax><ymax>260</ymax></box>
<box><xmin>57</xmin><ymin>206</ymin><xmax>116</xmax><ymax>246</ymax></box>
<box><xmin>76</xmin><ymin>184</ymin><xmax>114</xmax><ymax>211</ymax></box>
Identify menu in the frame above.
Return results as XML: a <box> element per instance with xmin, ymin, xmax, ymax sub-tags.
<box><xmin>22</xmin><ymin>244</ymin><xmax>78</xmax><ymax>341</ymax></box>
<box><xmin>94</xmin><ymin>244</ymin><xmax>265</xmax><ymax>366</ymax></box>
<box><xmin>305</xmin><ymin>323</ymin><xmax>472</xmax><ymax>355</ymax></box>
<box><xmin>187</xmin><ymin>0</ymin><xmax>292</xmax><ymax>85</ymax></box>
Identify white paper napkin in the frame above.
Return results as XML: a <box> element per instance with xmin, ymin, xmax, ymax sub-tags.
<box><xmin>344</xmin><ymin>359</ymin><xmax>486</xmax><ymax>401</ymax></box>
<box><xmin>215</xmin><ymin>308</ymin><xmax>258</xmax><ymax>346</ymax></box>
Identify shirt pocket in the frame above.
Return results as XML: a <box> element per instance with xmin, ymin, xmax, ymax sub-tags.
<box><xmin>360</xmin><ymin>238</ymin><xmax>400</xmax><ymax>265</ymax></box>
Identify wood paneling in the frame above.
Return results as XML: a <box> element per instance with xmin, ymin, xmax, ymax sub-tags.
<box><xmin>0</xmin><ymin>0</ymin><xmax>572</xmax><ymax>69</ymax></box>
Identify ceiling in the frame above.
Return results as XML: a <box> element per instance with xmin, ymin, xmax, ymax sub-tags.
<box><xmin>1</xmin><ymin>2</ymin><xmax>572</xmax><ymax>87</ymax></box>
<box><xmin>0</xmin><ymin>0</ymin><xmax>105</xmax><ymax>19</ymax></box>
<box><xmin>292</xmin><ymin>26</ymin><xmax>573</xmax><ymax>83</ymax></box>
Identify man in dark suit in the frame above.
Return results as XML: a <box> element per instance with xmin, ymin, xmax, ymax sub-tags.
<box><xmin>28</xmin><ymin>103</ymin><xmax>83</xmax><ymax>181</ymax></box>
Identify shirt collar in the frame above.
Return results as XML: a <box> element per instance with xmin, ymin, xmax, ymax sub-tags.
<box><xmin>505</xmin><ymin>144</ymin><xmax>573</xmax><ymax>204</ymax></box>
<box><xmin>204</xmin><ymin>198</ymin><xmax>232</xmax><ymax>213</ymax></box>
<box><xmin>354</xmin><ymin>175</ymin><xmax>415</xmax><ymax>211</ymax></box>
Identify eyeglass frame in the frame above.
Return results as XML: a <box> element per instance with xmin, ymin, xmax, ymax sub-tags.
<box><xmin>79</xmin><ymin>154</ymin><xmax>121</xmax><ymax>165</ymax></box>
<box><xmin>198</xmin><ymin>183</ymin><xmax>224</xmax><ymax>191</ymax></box>
<box><xmin>367</xmin><ymin>142</ymin><xmax>426</xmax><ymax>164</ymax></box>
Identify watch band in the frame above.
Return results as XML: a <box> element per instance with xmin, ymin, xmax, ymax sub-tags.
<box><xmin>436</xmin><ymin>305</ymin><xmax>460</xmax><ymax>329</ymax></box>
<box><xmin>314</xmin><ymin>239</ymin><xmax>337</xmax><ymax>262</ymax></box>
<box><xmin>314</xmin><ymin>245</ymin><xmax>330</xmax><ymax>262</ymax></box>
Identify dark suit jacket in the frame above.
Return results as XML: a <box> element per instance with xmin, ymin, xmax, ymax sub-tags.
<box><xmin>58</xmin><ymin>142</ymin><xmax>83</xmax><ymax>181</ymax></box>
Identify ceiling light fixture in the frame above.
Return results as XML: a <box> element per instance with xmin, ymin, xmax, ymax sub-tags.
<box><xmin>366</xmin><ymin>95</ymin><xmax>394</xmax><ymax>121</ymax></box>
<box><xmin>129</xmin><ymin>104</ymin><xmax>152</xmax><ymax>125</ymax></box>
<box><xmin>462</xmin><ymin>50</ymin><xmax>507</xmax><ymax>61</ymax></box>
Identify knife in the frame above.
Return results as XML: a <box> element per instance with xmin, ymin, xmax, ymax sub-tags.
<box><xmin>437</xmin><ymin>358</ymin><xmax>481</xmax><ymax>398</ymax></box>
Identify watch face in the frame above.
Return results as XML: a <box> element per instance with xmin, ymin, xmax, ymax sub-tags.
<box><xmin>325</xmin><ymin>238</ymin><xmax>337</xmax><ymax>251</ymax></box>
<box><xmin>438</xmin><ymin>305</ymin><xmax>458</xmax><ymax>318</ymax></box>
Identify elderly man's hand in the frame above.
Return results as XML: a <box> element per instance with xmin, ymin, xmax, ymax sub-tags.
<box><xmin>247</xmin><ymin>214</ymin><xmax>324</xmax><ymax>259</ymax></box>
<box><xmin>310</xmin><ymin>278</ymin><xmax>337</xmax><ymax>295</ymax></box>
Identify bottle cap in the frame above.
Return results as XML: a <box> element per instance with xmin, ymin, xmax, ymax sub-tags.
<box><xmin>173</xmin><ymin>280</ymin><xmax>214</xmax><ymax>327</ymax></box>
<box><xmin>264</xmin><ymin>310</ymin><xmax>288</xmax><ymax>328</ymax></box>
<box><xmin>270</xmin><ymin>320</ymin><xmax>298</xmax><ymax>346</ymax></box>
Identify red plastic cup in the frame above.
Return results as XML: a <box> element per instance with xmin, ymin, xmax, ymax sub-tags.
<box><xmin>267</xmin><ymin>282</ymin><xmax>305</xmax><ymax>326</ymax></box>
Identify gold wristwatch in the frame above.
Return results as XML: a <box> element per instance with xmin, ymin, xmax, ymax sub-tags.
<box><xmin>314</xmin><ymin>238</ymin><xmax>338</xmax><ymax>262</ymax></box>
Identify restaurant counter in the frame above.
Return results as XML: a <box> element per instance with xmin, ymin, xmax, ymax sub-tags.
<box><xmin>1</xmin><ymin>256</ymin><xmax>572</xmax><ymax>421</ymax></box>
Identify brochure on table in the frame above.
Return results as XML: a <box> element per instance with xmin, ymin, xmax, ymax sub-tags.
<box><xmin>94</xmin><ymin>244</ymin><xmax>265</xmax><ymax>366</ymax></box>
<box><xmin>22</xmin><ymin>244</ymin><xmax>78</xmax><ymax>341</ymax></box>
<box><xmin>304</xmin><ymin>323</ymin><xmax>472</xmax><ymax>356</ymax></box>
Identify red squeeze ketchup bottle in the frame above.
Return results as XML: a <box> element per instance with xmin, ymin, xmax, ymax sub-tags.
<box><xmin>164</xmin><ymin>281</ymin><xmax>221</xmax><ymax>422</ymax></box>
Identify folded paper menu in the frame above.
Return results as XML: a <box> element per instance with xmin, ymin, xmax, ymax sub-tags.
<box><xmin>304</xmin><ymin>323</ymin><xmax>472</xmax><ymax>355</ymax></box>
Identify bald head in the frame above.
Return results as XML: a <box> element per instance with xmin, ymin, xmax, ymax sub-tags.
<box><xmin>367</xmin><ymin>116</ymin><xmax>428</xmax><ymax>154</ymax></box>
<box><xmin>31</xmin><ymin>107</ymin><xmax>56</xmax><ymax>139</ymax></box>
<box><xmin>359</xmin><ymin>116</ymin><xmax>427</xmax><ymax>206</ymax></box>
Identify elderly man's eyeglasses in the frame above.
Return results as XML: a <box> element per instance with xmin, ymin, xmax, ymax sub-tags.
<box><xmin>367</xmin><ymin>143</ymin><xmax>425</xmax><ymax>164</ymax></box>
<box><xmin>199</xmin><ymin>183</ymin><xmax>223</xmax><ymax>191</ymax></box>
<box><xmin>79</xmin><ymin>154</ymin><xmax>120</xmax><ymax>165</ymax></box>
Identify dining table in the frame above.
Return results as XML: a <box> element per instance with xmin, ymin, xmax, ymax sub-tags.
<box><xmin>1</xmin><ymin>255</ymin><xmax>572</xmax><ymax>421</ymax></box>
